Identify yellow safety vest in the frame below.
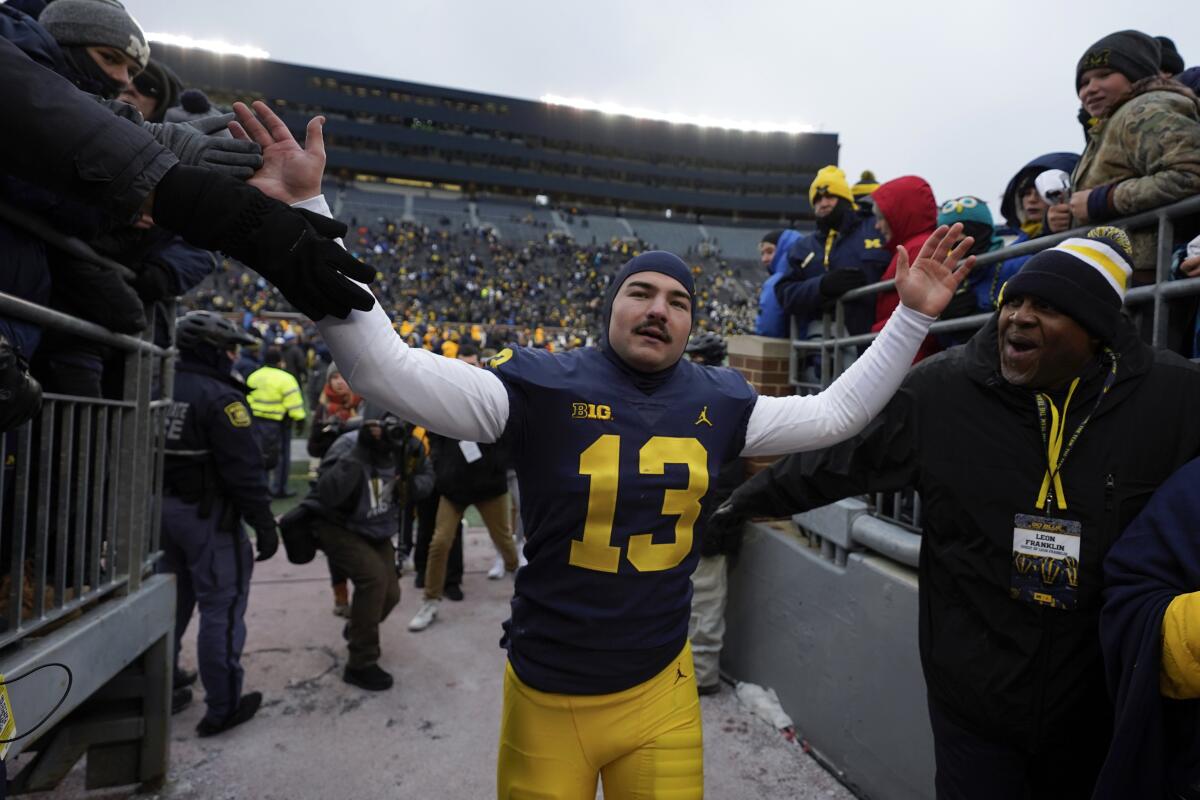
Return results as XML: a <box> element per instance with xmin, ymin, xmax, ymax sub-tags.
<box><xmin>246</xmin><ymin>366</ymin><xmax>306</xmax><ymax>422</ymax></box>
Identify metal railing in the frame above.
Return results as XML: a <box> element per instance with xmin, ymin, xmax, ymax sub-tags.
<box><xmin>0</xmin><ymin>266</ymin><xmax>173</xmax><ymax>650</ymax></box>
<box><xmin>788</xmin><ymin>193</ymin><xmax>1200</xmax><ymax>539</ymax></box>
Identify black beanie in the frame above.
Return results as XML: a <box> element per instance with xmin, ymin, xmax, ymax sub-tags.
<box><xmin>761</xmin><ymin>230</ymin><xmax>783</xmax><ymax>246</ymax></box>
<box><xmin>1003</xmin><ymin>226</ymin><xmax>1134</xmax><ymax>342</ymax></box>
<box><xmin>600</xmin><ymin>250</ymin><xmax>696</xmax><ymax>339</ymax></box>
<box><xmin>1076</xmin><ymin>30</ymin><xmax>1161</xmax><ymax>90</ymax></box>
<box><xmin>1157</xmin><ymin>36</ymin><xmax>1185</xmax><ymax>75</ymax></box>
<box><xmin>598</xmin><ymin>251</ymin><xmax>696</xmax><ymax>392</ymax></box>
<box><xmin>131</xmin><ymin>60</ymin><xmax>182</xmax><ymax>122</ymax></box>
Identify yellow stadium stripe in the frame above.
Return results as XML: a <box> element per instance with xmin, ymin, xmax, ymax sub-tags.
<box><xmin>1061</xmin><ymin>243</ymin><xmax>1129</xmax><ymax>292</ymax></box>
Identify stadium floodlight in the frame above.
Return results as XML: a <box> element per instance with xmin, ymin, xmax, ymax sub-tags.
<box><xmin>535</xmin><ymin>194</ymin><xmax>550</xmax><ymax>207</ymax></box>
<box><xmin>147</xmin><ymin>32</ymin><xmax>269</xmax><ymax>59</ymax></box>
<box><xmin>540</xmin><ymin>93</ymin><xmax>814</xmax><ymax>134</ymax></box>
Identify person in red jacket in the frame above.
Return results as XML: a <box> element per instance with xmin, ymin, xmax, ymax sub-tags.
<box><xmin>871</xmin><ymin>176</ymin><xmax>941</xmax><ymax>362</ymax></box>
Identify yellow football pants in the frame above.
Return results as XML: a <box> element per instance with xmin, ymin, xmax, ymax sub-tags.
<box><xmin>497</xmin><ymin>642</ymin><xmax>704</xmax><ymax>799</ymax></box>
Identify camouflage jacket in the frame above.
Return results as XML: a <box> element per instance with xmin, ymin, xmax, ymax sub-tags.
<box><xmin>1073</xmin><ymin>77</ymin><xmax>1200</xmax><ymax>281</ymax></box>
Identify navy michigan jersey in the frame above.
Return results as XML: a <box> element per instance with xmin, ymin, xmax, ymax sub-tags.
<box><xmin>492</xmin><ymin>346</ymin><xmax>757</xmax><ymax>694</ymax></box>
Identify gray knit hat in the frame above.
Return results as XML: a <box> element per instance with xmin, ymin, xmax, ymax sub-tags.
<box><xmin>40</xmin><ymin>0</ymin><xmax>150</xmax><ymax>70</ymax></box>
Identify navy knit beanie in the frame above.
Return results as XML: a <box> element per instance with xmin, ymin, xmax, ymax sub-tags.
<box><xmin>601</xmin><ymin>250</ymin><xmax>697</xmax><ymax>333</ymax></box>
<box><xmin>1003</xmin><ymin>227</ymin><xmax>1134</xmax><ymax>341</ymax></box>
<box><xmin>1076</xmin><ymin>30</ymin><xmax>1161</xmax><ymax>90</ymax></box>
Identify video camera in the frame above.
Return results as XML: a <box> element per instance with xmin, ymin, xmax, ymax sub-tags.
<box><xmin>1035</xmin><ymin>169</ymin><xmax>1072</xmax><ymax>206</ymax></box>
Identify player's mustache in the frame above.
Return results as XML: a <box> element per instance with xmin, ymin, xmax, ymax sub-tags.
<box><xmin>633</xmin><ymin>321</ymin><xmax>671</xmax><ymax>343</ymax></box>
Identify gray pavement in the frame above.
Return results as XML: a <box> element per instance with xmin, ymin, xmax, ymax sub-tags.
<box><xmin>42</xmin><ymin>526</ymin><xmax>853</xmax><ymax>800</ymax></box>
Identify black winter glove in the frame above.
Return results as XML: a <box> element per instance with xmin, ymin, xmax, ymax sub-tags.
<box><xmin>255</xmin><ymin>522</ymin><xmax>280</xmax><ymax>562</ymax></box>
<box><xmin>152</xmin><ymin>166</ymin><xmax>376</xmax><ymax>320</ymax></box>
<box><xmin>143</xmin><ymin>114</ymin><xmax>264</xmax><ymax>179</ymax></box>
<box><xmin>940</xmin><ymin>287</ymin><xmax>981</xmax><ymax>320</ymax></box>
<box><xmin>818</xmin><ymin>268</ymin><xmax>868</xmax><ymax>299</ymax></box>
<box><xmin>0</xmin><ymin>336</ymin><xmax>43</xmax><ymax>434</ymax></box>
<box><xmin>49</xmin><ymin>256</ymin><xmax>147</xmax><ymax>333</ymax></box>
<box><xmin>133</xmin><ymin>260</ymin><xmax>177</xmax><ymax>303</ymax></box>
<box><xmin>705</xmin><ymin>497</ymin><xmax>748</xmax><ymax>555</ymax></box>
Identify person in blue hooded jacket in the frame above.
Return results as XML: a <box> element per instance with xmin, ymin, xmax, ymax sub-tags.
<box><xmin>774</xmin><ymin>165</ymin><xmax>891</xmax><ymax>344</ymax></box>
<box><xmin>753</xmin><ymin>228</ymin><xmax>803</xmax><ymax>338</ymax></box>
<box><xmin>997</xmin><ymin>152</ymin><xmax>1081</xmax><ymax>278</ymax></box>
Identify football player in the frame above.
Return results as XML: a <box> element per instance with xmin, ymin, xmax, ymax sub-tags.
<box><xmin>229</xmin><ymin>100</ymin><xmax>975</xmax><ymax>799</ymax></box>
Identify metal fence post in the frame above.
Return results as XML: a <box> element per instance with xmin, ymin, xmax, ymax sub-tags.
<box><xmin>1153</xmin><ymin>211</ymin><xmax>1175</xmax><ymax>349</ymax></box>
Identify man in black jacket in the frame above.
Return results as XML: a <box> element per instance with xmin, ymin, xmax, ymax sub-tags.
<box><xmin>715</xmin><ymin>227</ymin><xmax>1200</xmax><ymax>800</ymax></box>
<box><xmin>408</xmin><ymin>345</ymin><xmax>519</xmax><ymax>632</ymax></box>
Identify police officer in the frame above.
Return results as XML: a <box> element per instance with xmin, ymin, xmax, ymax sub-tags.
<box><xmin>248</xmin><ymin>346</ymin><xmax>307</xmax><ymax>498</ymax></box>
<box><xmin>161</xmin><ymin>310</ymin><xmax>278</xmax><ymax>737</ymax></box>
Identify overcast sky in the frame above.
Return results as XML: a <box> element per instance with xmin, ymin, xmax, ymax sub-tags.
<box><xmin>125</xmin><ymin>0</ymin><xmax>1198</xmax><ymax>217</ymax></box>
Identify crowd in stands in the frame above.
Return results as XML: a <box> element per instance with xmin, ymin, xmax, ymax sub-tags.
<box><xmin>185</xmin><ymin>217</ymin><xmax>758</xmax><ymax>353</ymax></box>
<box><xmin>756</xmin><ymin>31</ymin><xmax>1200</xmax><ymax>364</ymax></box>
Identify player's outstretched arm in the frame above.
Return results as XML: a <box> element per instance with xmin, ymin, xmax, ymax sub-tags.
<box><xmin>230</xmin><ymin>101</ymin><xmax>510</xmax><ymax>442</ymax></box>
<box><xmin>742</xmin><ymin>225</ymin><xmax>975</xmax><ymax>458</ymax></box>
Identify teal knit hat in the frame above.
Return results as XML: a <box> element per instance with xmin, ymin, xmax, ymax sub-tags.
<box><xmin>937</xmin><ymin>196</ymin><xmax>994</xmax><ymax>229</ymax></box>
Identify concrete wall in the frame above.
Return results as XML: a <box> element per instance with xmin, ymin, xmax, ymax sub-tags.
<box><xmin>722</xmin><ymin>522</ymin><xmax>935</xmax><ymax>800</ymax></box>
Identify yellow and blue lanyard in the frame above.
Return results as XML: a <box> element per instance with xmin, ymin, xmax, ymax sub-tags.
<box><xmin>1034</xmin><ymin>350</ymin><xmax>1119</xmax><ymax>512</ymax></box>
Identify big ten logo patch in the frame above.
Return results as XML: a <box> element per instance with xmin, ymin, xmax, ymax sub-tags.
<box><xmin>164</xmin><ymin>401</ymin><xmax>189</xmax><ymax>440</ymax></box>
<box><xmin>571</xmin><ymin>402</ymin><xmax>612</xmax><ymax>421</ymax></box>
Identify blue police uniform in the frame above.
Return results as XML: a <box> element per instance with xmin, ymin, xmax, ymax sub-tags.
<box><xmin>160</xmin><ymin>350</ymin><xmax>274</xmax><ymax>724</ymax></box>
<box><xmin>492</xmin><ymin>345</ymin><xmax>757</xmax><ymax>695</ymax></box>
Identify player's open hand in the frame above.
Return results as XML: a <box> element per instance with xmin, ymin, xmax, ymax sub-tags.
<box><xmin>230</xmin><ymin>100</ymin><xmax>326</xmax><ymax>206</ymax></box>
<box><xmin>895</xmin><ymin>223</ymin><xmax>977</xmax><ymax>318</ymax></box>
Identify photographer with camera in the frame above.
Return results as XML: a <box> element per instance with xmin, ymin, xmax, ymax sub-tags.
<box><xmin>310</xmin><ymin>415</ymin><xmax>412</xmax><ymax>692</ymax></box>
<box><xmin>307</xmin><ymin>363</ymin><xmax>363</xmax><ymax>616</ymax></box>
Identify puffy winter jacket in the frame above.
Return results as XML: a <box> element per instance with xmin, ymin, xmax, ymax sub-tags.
<box><xmin>870</xmin><ymin>176</ymin><xmax>940</xmax><ymax>361</ymax></box>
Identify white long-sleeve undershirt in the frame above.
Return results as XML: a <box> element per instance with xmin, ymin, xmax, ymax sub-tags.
<box><xmin>302</xmin><ymin>195</ymin><xmax>934</xmax><ymax>458</ymax></box>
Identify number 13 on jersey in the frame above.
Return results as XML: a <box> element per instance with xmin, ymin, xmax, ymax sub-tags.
<box><xmin>569</xmin><ymin>434</ymin><xmax>709</xmax><ymax>573</ymax></box>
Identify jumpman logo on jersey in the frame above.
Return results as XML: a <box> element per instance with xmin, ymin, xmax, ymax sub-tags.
<box><xmin>695</xmin><ymin>406</ymin><xmax>713</xmax><ymax>427</ymax></box>
<box><xmin>674</xmin><ymin>663</ymin><xmax>690</xmax><ymax>685</ymax></box>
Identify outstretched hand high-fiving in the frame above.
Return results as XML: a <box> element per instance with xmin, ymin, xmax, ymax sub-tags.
<box><xmin>894</xmin><ymin>223</ymin><xmax>977</xmax><ymax>318</ymax></box>
<box><xmin>153</xmin><ymin>101</ymin><xmax>376</xmax><ymax>321</ymax></box>
<box><xmin>229</xmin><ymin>100</ymin><xmax>327</xmax><ymax>206</ymax></box>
